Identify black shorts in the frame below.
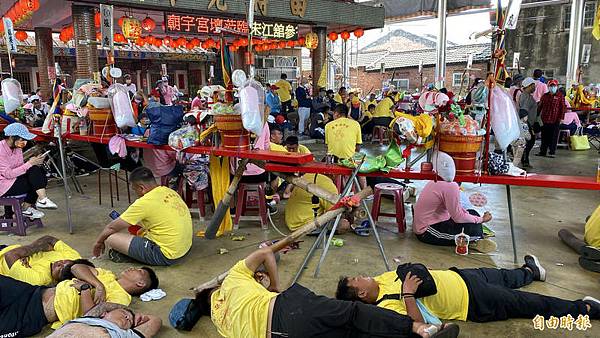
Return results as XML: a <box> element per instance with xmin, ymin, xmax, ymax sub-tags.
<box><xmin>0</xmin><ymin>275</ymin><xmax>48</xmax><ymax>337</ymax></box>
<box><xmin>271</xmin><ymin>283</ymin><xmax>414</xmax><ymax>338</ymax></box>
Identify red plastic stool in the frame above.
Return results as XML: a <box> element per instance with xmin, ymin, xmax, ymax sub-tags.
<box><xmin>371</xmin><ymin>183</ymin><xmax>406</xmax><ymax>233</ymax></box>
<box><xmin>0</xmin><ymin>195</ymin><xmax>44</xmax><ymax>236</ymax></box>
<box><xmin>234</xmin><ymin>183</ymin><xmax>268</xmax><ymax>230</ymax></box>
<box><xmin>372</xmin><ymin>125</ymin><xmax>389</xmax><ymax>145</ymax></box>
<box><xmin>178</xmin><ymin>181</ymin><xmax>212</xmax><ymax>218</ymax></box>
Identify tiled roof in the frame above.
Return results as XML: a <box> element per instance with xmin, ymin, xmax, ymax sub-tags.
<box><xmin>364</xmin><ymin>43</ymin><xmax>491</xmax><ymax>70</ymax></box>
<box><xmin>360</xmin><ymin>28</ymin><xmax>437</xmax><ymax>52</ymax></box>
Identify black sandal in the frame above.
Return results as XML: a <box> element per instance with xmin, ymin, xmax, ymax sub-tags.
<box><xmin>431</xmin><ymin>323</ymin><xmax>460</xmax><ymax>338</ymax></box>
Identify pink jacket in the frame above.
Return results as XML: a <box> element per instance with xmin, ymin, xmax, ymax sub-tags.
<box><xmin>0</xmin><ymin>140</ymin><xmax>32</xmax><ymax>196</ymax></box>
<box><xmin>413</xmin><ymin>181</ymin><xmax>483</xmax><ymax>234</ymax></box>
<box><xmin>533</xmin><ymin>80</ymin><xmax>548</xmax><ymax>103</ymax></box>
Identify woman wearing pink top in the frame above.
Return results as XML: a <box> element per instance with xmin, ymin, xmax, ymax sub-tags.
<box><xmin>0</xmin><ymin>123</ymin><xmax>57</xmax><ymax>219</ymax></box>
<box><xmin>413</xmin><ymin>152</ymin><xmax>496</xmax><ymax>253</ymax></box>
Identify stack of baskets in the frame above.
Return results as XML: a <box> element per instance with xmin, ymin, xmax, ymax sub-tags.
<box><xmin>213</xmin><ymin>114</ymin><xmax>250</xmax><ymax>150</ymax></box>
<box><xmin>88</xmin><ymin>107</ymin><xmax>117</xmax><ymax>136</ymax></box>
<box><xmin>438</xmin><ymin>134</ymin><xmax>483</xmax><ymax>175</ymax></box>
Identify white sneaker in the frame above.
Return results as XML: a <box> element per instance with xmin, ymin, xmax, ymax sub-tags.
<box><xmin>22</xmin><ymin>207</ymin><xmax>45</xmax><ymax>219</ymax></box>
<box><xmin>36</xmin><ymin>197</ymin><xmax>58</xmax><ymax>210</ymax></box>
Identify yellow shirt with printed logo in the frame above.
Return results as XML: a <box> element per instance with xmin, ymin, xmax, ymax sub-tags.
<box><xmin>325</xmin><ymin>117</ymin><xmax>362</xmax><ymax>159</ymax></box>
<box><xmin>374</xmin><ymin>269</ymin><xmax>469</xmax><ymax>321</ymax></box>
<box><xmin>120</xmin><ymin>186</ymin><xmax>192</xmax><ymax>259</ymax></box>
<box><xmin>285</xmin><ymin>173</ymin><xmax>337</xmax><ymax>231</ymax></box>
<box><xmin>0</xmin><ymin>240</ymin><xmax>81</xmax><ymax>286</ymax></box>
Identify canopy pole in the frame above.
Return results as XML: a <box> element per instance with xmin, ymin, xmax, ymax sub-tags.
<box><xmin>435</xmin><ymin>0</ymin><xmax>448</xmax><ymax>88</ymax></box>
<box><xmin>566</xmin><ymin>0</ymin><xmax>584</xmax><ymax>88</ymax></box>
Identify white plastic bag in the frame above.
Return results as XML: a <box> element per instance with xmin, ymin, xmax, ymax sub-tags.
<box><xmin>1</xmin><ymin>78</ymin><xmax>24</xmax><ymax>113</ymax></box>
<box><xmin>108</xmin><ymin>83</ymin><xmax>136</xmax><ymax>128</ymax></box>
<box><xmin>239</xmin><ymin>84</ymin><xmax>263</xmax><ymax>136</ymax></box>
<box><xmin>490</xmin><ymin>86</ymin><xmax>520</xmax><ymax>150</ymax></box>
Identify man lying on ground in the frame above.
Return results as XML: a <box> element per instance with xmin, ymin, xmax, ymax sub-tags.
<box><xmin>559</xmin><ymin>204</ymin><xmax>600</xmax><ymax>272</ymax></box>
<box><xmin>192</xmin><ymin>247</ymin><xmax>460</xmax><ymax>338</ymax></box>
<box><xmin>47</xmin><ymin>302</ymin><xmax>161</xmax><ymax>338</ymax></box>
<box><xmin>93</xmin><ymin>166</ymin><xmax>193</xmax><ymax>266</ymax></box>
<box><xmin>336</xmin><ymin>254</ymin><xmax>600</xmax><ymax>323</ymax></box>
<box><xmin>0</xmin><ymin>263</ymin><xmax>158</xmax><ymax>335</ymax></box>
<box><xmin>0</xmin><ymin>235</ymin><xmax>81</xmax><ymax>285</ymax></box>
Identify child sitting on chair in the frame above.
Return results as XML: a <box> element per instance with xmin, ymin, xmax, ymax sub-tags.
<box><xmin>511</xmin><ymin>109</ymin><xmax>531</xmax><ymax>168</ymax></box>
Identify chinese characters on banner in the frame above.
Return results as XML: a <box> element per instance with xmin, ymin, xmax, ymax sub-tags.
<box><xmin>100</xmin><ymin>4</ymin><xmax>114</xmax><ymax>49</ymax></box>
<box><xmin>164</xmin><ymin>13</ymin><xmax>298</xmax><ymax>40</ymax></box>
<box><xmin>2</xmin><ymin>17</ymin><xmax>18</xmax><ymax>53</ymax></box>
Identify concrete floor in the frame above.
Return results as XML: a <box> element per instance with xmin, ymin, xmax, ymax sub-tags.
<box><xmin>3</xmin><ymin>142</ymin><xmax>599</xmax><ymax>338</ymax></box>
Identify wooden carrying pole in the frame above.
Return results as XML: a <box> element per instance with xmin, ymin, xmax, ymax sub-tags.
<box><xmin>194</xmin><ymin>186</ymin><xmax>373</xmax><ymax>292</ymax></box>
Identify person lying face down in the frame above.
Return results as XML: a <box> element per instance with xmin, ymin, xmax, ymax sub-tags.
<box><xmin>192</xmin><ymin>247</ymin><xmax>461</xmax><ymax>338</ymax></box>
<box><xmin>47</xmin><ymin>302</ymin><xmax>161</xmax><ymax>338</ymax></box>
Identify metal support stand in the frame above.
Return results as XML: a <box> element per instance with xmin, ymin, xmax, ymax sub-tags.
<box><xmin>293</xmin><ymin>172</ymin><xmax>390</xmax><ymax>282</ymax></box>
<box><xmin>54</xmin><ymin>120</ymin><xmax>74</xmax><ymax>234</ymax></box>
<box><xmin>506</xmin><ymin>185</ymin><xmax>517</xmax><ymax>263</ymax></box>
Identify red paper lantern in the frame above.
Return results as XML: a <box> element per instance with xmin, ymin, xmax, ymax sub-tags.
<box><xmin>135</xmin><ymin>36</ymin><xmax>146</xmax><ymax>46</ymax></box>
<box><xmin>65</xmin><ymin>26</ymin><xmax>74</xmax><ymax>40</ymax></box>
<box><xmin>340</xmin><ymin>31</ymin><xmax>350</xmax><ymax>41</ymax></box>
<box><xmin>328</xmin><ymin>32</ymin><xmax>338</xmax><ymax>41</ymax></box>
<box><xmin>153</xmin><ymin>39</ymin><xmax>162</xmax><ymax>47</ymax></box>
<box><xmin>215</xmin><ymin>41</ymin><xmax>221</xmax><ymax>49</ymax></box>
<box><xmin>163</xmin><ymin>36</ymin><xmax>172</xmax><ymax>46</ymax></box>
<box><xmin>353</xmin><ymin>28</ymin><xmax>364</xmax><ymax>38</ymax></box>
<box><xmin>201</xmin><ymin>41</ymin><xmax>208</xmax><ymax>49</ymax></box>
<box><xmin>298</xmin><ymin>37</ymin><xmax>305</xmax><ymax>45</ymax></box>
<box><xmin>114</xmin><ymin>33</ymin><xmax>125</xmax><ymax>43</ymax></box>
<box><xmin>177</xmin><ymin>37</ymin><xmax>187</xmax><ymax>46</ymax></box>
<box><xmin>255</xmin><ymin>45</ymin><xmax>263</xmax><ymax>52</ymax></box>
<box><xmin>186</xmin><ymin>41</ymin><xmax>194</xmax><ymax>50</ymax></box>
<box><xmin>15</xmin><ymin>30</ymin><xmax>28</xmax><ymax>42</ymax></box>
<box><xmin>96</xmin><ymin>32</ymin><xmax>101</xmax><ymax>41</ymax></box>
<box><xmin>270</xmin><ymin>43</ymin><xmax>278</xmax><ymax>50</ymax></box>
<box><xmin>278</xmin><ymin>41</ymin><xmax>286</xmax><ymax>49</ymax></box>
<box><xmin>229</xmin><ymin>45</ymin><xmax>237</xmax><ymax>52</ymax></box>
<box><xmin>94</xmin><ymin>12</ymin><xmax>101</xmax><ymax>28</ymax></box>
<box><xmin>59</xmin><ymin>31</ymin><xmax>69</xmax><ymax>43</ymax></box>
<box><xmin>191</xmin><ymin>38</ymin><xmax>201</xmax><ymax>47</ymax></box>
<box><xmin>141</xmin><ymin>16</ymin><xmax>156</xmax><ymax>32</ymax></box>
<box><xmin>206</xmin><ymin>38</ymin><xmax>215</xmax><ymax>48</ymax></box>
<box><xmin>146</xmin><ymin>35</ymin><xmax>156</xmax><ymax>45</ymax></box>
<box><xmin>286</xmin><ymin>40</ymin><xmax>295</xmax><ymax>48</ymax></box>
<box><xmin>26</xmin><ymin>0</ymin><xmax>40</xmax><ymax>12</ymax></box>
<box><xmin>118</xmin><ymin>16</ymin><xmax>127</xmax><ymax>27</ymax></box>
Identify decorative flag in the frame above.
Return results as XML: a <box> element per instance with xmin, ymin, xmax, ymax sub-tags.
<box><xmin>593</xmin><ymin>4</ymin><xmax>600</xmax><ymax>40</ymax></box>
<box><xmin>318</xmin><ymin>64</ymin><xmax>327</xmax><ymax>89</ymax></box>
<box><xmin>220</xmin><ymin>37</ymin><xmax>233</xmax><ymax>102</ymax></box>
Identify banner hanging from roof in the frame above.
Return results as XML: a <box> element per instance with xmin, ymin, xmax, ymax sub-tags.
<box><xmin>164</xmin><ymin>12</ymin><xmax>298</xmax><ymax>40</ymax></box>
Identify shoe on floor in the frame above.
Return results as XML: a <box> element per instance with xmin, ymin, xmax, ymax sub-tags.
<box><xmin>581</xmin><ymin>246</ymin><xmax>600</xmax><ymax>261</ymax></box>
<box><xmin>524</xmin><ymin>254</ymin><xmax>546</xmax><ymax>281</ymax></box>
<box><xmin>108</xmin><ymin>248</ymin><xmax>133</xmax><ymax>263</ymax></box>
<box><xmin>22</xmin><ymin>207</ymin><xmax>44</xmax><ymax>219</ymax></box>
<box><xmin>431</xmin><ymin>323</ymin><xmax>460</xmax><ymax>338</ymax></box>
<box><xmin>469</xmin><ymin>239</ymin><xmax>497</xmax><ymax>253</ymax></box>
<box><xmin>547</xmin><ymin>154</ymin><xmax>556</xmax><ymax>158</ymax></box>
<box><xmin>36</xmin><ymin>197</ymin><xmax>58</xmax><ymax>209</ymax></box>
<box><xmin>579</xmin><ymin>257</ymin><xmax>600</xmax><ymax>273</ymax></box>
<box><xmin>583</xmin><ymin>296</ymin><xmax>600</xmax><ymax>318</ymax></box>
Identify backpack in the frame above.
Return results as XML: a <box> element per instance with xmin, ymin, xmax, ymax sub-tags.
<box><xmin>146</xmin><ymin>104</ymin><xmax>184</xmax><ymax>145</ymax></box>
<box><xmin>375</xmin><ymin>263</ymin><xmax>438</xmax><ymax>305</ymax></box>
<box><xmin>169</xmin><ymin>298</ymin><xmax>202</xmax><ymax>331</ymax></box>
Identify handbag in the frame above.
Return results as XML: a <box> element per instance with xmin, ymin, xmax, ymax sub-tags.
<box><xmin>570</xmin><ymin>127</ymin><xmax>590</xmax><ymax>151</ymax></box>
<box><xmin>394</xmin><ymin>262</ymin><xmax>438</xmax><ymax>298</ymax></box>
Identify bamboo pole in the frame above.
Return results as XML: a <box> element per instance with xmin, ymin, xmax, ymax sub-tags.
<box><xmin>193</xmin><ymin>186</ymin><xmax>373</xmax><ymax>292</ymax></box>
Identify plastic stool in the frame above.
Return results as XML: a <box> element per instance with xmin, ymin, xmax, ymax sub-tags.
<box><xmin>557</xmin><ymin>129</ymin><xmax>571</xmax><ymax>149</ymax></box>
<box><xmin>372</xmin><ymin>126</ymin><xmax>389</xmax><ymax>144</ymax></box>
<box><xmin>234</xmin><ymin>183</ymin><xmax>268</xmax><ymax>230</ymax></box>
<box><xmin>371</xmin><ymin>183</ymin><xmax>406</xmax><ymax>233</ymax></box>
<box><xmin>0</xmin><ymin>195</ymin><xmax>44</xmax><ymax>236</ymax></box>
<box><xmin>178</xmin><ymin>181</ymin><xmax>212</xmax><ymax>218</ymax></box>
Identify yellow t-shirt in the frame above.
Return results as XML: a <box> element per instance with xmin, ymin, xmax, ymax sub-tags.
<box><xmin>584</xmin><ymin>205</ymin><xmax>600</xmax><ymax>248</ymax></box>
<box><xmin>373</xmin><ymin>97</ymin><xmax>394</xmax><ymax>118</ymax></box>
<box><xmin>211</xmin><ymin>260</ymin><xmax>278</xmax><ymax>337</ymax></box>
<box><xmin>274</xmin><ymin>80</ymin><xmax>292</xmax><ymax>103</ymax></box>
<box><xmin>366</xmin><ymin>99</ymin><xmax>378</xmax><ymax>109</ymax></box>
<box><xmin>325</xmin><ymin>117</ymin><xmax>362</xmax><ymax>159</ymax></box>
<box><xmin>120</xmin><ymin>186</ymin><xmax>193</xmax><ymax>259</ymax></box>
<box><xmin>270</xmin><ymin>142</ymin><xmax>288</xmax><ymax>152</ymax></box>
<box><xmin>374</xmin><ymin>270</ymin><xmax>469</xmax><ymax>321</ymax></box>
<box><xmin>52</xmin><ymin>268</ymin><xmax>132</xmax><ymax>329</ymax></box>
<box><xmin>285</xmin><ymin>173</ymin><xmax>338</xmax><ymax>231</ymax></box>
<box><xmin>0</xmin><ymin>240</ymin><xmax>81</xmax><ymax>286</ymax></box>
